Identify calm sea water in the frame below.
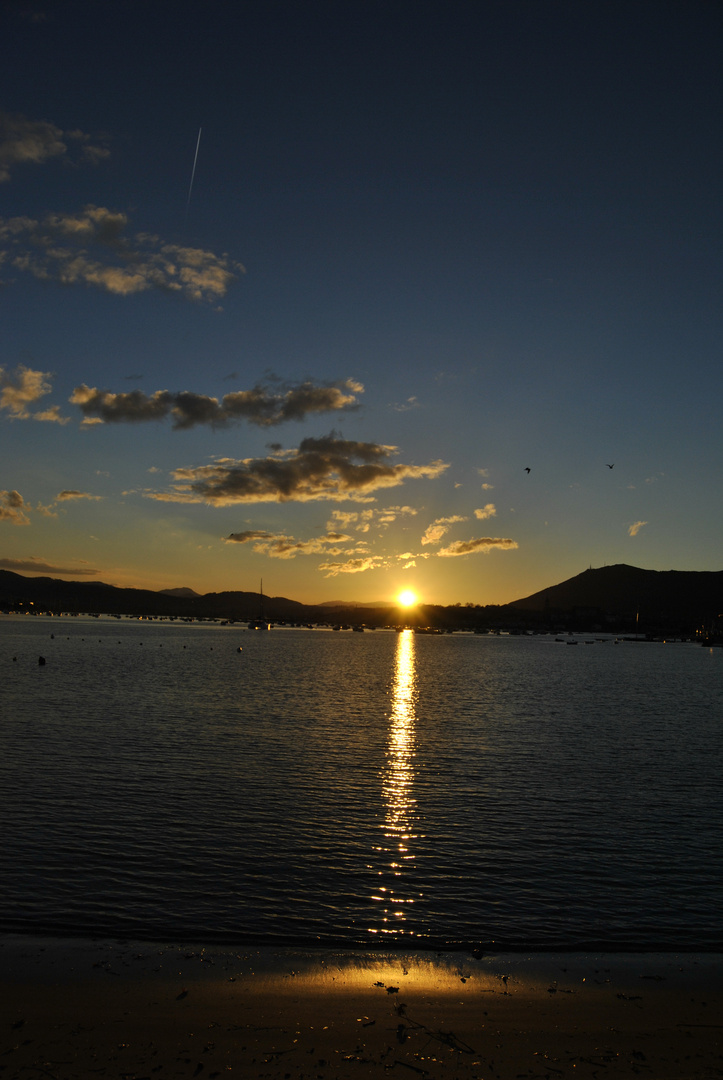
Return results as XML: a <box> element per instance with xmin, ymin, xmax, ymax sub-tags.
<box><xmin>1</xmin><ymin>615</ymin><xmax>721</xmax><ymax>951</ymax></box>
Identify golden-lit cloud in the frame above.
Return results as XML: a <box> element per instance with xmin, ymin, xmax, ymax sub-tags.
<box><xmin>318</xmin><ymin>555</ymin><xmax>386</xmax><ymax>577</ymax></box>
<box><xmin>474</xmin><ymin>503</ymin><xmax>497</xmax><ymax>520</ymax></box>
<box><xmin>0</xmin><ymin>110</ymin><xmax>109</xmax><ymax>183</ymax></box>
<box><xmin>476</xmin><ymin>468</ymin><xmax>494</xmax><ymax>491</ymax></box>
<box><xmin>70</xmin><ymin>378</ymin><xmax>363</xmax><ymax>428</ymax></box>
<box><xmin>0</xmin><ymin>555</ymin><xmax>99</xmax><ymax>575</ymax></box>
<box><xmin>436</xmin><ymin>536</ymin><xmax>519</xmax><ymax>556</ymax></box>
<box><xmin>34</xmin><ymin>502</ymin><xmax>59</xmax><ymax>518</ymax></box>
<box><xmin>0</xmin><ymin>364</ymin><xmax>68</xmax><ymax>422</ymax></box>
<box><xmin>326</xmin><ymin>505</ymin><xmax>417</xmax><ymax>533</ymax></box>
<box><xmin>0</xmin><ymin>490</ymin><xmax>30</xmax><ymax>525</ymax></box>
<box><xmin>421</xmin><ymin>514</ymin><xmax>467</xmax><ymax>545</ymax></box>
<box><xmin>31</xmin><ymin>405</ymin><xmax>70</xmax><ymax>424</ymax></box>
<box><xmin>2</xmin><ymin>489</ymin><xmax>106</xmax><ymax>520</ymax></box>
<box><xmin>55</xmin><ymin>490</ymin><xmax>104</xmax><ymax>501</ymax></box>
<box><xmin>146</xmin><ymin>434</ymin><xmax>448</xmax><ymax>506</ymax></box>
<box><xmin>224</xmin><ymin>529</ymin><xmax>353</xmax><ymax>559</ymax></box>
<box><xmin>0</xmin><ymin>205</ymin><xmax>243</xmax><ymax>303</ymax></box>
<box><xmin>628</xmin><ymin>520</ymin><xmax>648</xmax><ymax>536</ymax></box>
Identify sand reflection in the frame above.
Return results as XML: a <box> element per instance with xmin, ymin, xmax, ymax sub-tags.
<box><xmin>370</xmin><ymin>629</ymin><xmax>419</xmax><ymax>938</ymax></box>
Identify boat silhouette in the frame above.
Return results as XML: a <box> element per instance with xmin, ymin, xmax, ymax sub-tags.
<box><xmin>248</xmin><ymin>579</ymin><xmax>270</xmax><ymax>630</ymax></box>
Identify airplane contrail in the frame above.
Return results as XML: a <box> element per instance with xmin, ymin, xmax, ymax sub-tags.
<box><xmin>185</xmin><ymin>126</ymin><xmax>202</xmax><ymax>221</ymax></box>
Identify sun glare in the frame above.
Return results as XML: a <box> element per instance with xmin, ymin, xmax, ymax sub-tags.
<box><xmin>396</xmin><ymin>589</ymin><xmax>418</xmax><ymax>608</ymax></box>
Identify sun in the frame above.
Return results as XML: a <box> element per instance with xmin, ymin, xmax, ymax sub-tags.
<box><xmin>396</xmin><ymin>589</ymin><xmax>419</xmax><ymax>608</ymax></box>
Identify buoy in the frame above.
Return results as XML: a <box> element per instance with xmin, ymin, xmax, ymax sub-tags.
<box><xmin>237</xmin><ymin>646</ymin><xmax>243</xmax><ymax>652</ymax></box>
<box><xmin>38</xmin><ymin>656</ymin><xmax>46</xmax><ymax>666</ymax></box>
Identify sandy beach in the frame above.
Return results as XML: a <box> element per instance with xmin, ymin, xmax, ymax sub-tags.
<box><xmin>1</xmin><ymin>938</ymin><xmax>721</xmax><ymax>1079</ymax></box>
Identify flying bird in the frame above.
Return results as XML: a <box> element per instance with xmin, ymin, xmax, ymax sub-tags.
<box><xmin>524</xmin><ymin>467</ymin><xmax>531</xmax><ymax>473</ymax></box>
<box><xmin>605</xmin><ymin>463</ymin><xmax>614</xmax><ymax>469</ymax></box>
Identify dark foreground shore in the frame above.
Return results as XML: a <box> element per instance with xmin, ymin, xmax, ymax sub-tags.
<box><xmin>1</xmin><ymin>937</ymin><xmax>721</xmax><ymax>1079</ymax></box>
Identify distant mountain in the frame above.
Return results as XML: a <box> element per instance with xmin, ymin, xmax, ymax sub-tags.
<box><xmin>507</xmin><ymin>564</ymin><xmax>723</xmax><ymax>628</ymax></box>
<box><xmin>317</xmin><ymin>599</ymin><xmax>395</xmax><ymax>609</ymax></box>
<box><xmin>1</xmin><ymin>563</ymin><xmax>720</xmax><ymax>634</ymax></box>
<box><xmin>0</xmin><ymin>570</ymin><xmax>309</xmax><ymax>622</ymax></box>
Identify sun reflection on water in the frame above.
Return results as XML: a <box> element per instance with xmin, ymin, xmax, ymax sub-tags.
<box><xmin>370</xmin><ymin>629</ymin><xmax>420</xmax><ymax>939</ymax></box>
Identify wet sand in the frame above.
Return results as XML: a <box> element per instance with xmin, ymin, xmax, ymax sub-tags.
<box><xmin>1</xmin><ymin>937</ymin><xmax>721</xmax><ymax>1079</ymax></box>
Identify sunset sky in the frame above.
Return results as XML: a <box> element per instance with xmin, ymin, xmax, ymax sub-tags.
<box><xmin>1</xmin><ymin>0</ymin><xmax>721</xmax><ymax>606</ymax></box>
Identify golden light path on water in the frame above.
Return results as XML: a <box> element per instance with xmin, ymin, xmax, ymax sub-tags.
<box><xmin>370</xmin><ymin>628</ymin><xmax>420</xmax><ymax>939</ymax></box>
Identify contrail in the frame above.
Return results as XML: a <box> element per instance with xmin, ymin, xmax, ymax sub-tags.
<box><xmin>185</xmin><ymin>127</ymin><xmax>202</xmax><ymax>221</ymax></box>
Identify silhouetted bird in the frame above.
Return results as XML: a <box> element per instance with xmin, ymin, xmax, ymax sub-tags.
<box><xmin>605</xmin><ymin>463</ymin><xmax>614</xmax><ymax>469</ymax></box>
<box><xmin>524</xmin><ymin>467</ymin><xmax>531</xmax><ymax>473</ymax></box>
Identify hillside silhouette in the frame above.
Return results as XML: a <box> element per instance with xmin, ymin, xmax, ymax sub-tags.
<box><xmin>1</xmin><ymin>563</ymin><xmax>721</xmax><ymax>637</ymax></box>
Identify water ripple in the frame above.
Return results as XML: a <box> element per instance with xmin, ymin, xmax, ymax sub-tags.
<box><xmin>1</xmin><ymin>618</ymin><xmax>721</xmax><ymax>949</ymax></box>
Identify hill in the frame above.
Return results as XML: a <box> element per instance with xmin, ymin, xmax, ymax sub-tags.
<box><xmin>0</xmin><ymin>570</ymin><xmax>311</xmax><ymax>623</ymax></box>
<box><xmin>507</xmin><ymin>564</ymin><xmax>723</xmax><ymax>632</ymax></box>
<box><xmin>1</xmin><ymin>564</ymin><xmax>720</xmax><ymax>635</ymax></box>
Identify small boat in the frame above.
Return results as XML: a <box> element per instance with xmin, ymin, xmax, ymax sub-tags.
<box><xmin>248</xmin><ymin>579</ymin><xmax>271</xmax><ymax>630</ymax></box>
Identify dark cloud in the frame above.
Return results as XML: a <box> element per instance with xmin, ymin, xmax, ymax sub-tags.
<box><xmin>225</xmin><ymin>529</ymin><xmax>353</xmax><ymax>559</ymax></box>
<box><xmin>70</xmin><ymin>378</ymin><xmax>364</xmax><ymax>428</ymax></box>
<box><xmin>0</xmin><ymin>489</ymin><xmax>30</xmax><ymax>525</ymax></box>
<box><xmin>147</xmin><ymin>434</ymin><xmax>448</xmax><ymax>505</ymax></box>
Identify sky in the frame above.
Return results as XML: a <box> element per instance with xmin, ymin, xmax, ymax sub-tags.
<box><xmin>1</xmin><ymin>0</ymin><xmax>721</xmax><ymax>607</ymax></box>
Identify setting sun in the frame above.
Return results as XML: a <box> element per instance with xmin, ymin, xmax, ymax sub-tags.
<box><xmin>396</xmin><ymin>589</ymin><xmax>419</xmax><ymax>608</ymax></box>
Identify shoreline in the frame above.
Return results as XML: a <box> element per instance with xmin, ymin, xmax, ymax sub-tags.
<box><xmin>1</xmin><ymin>936</ymin><xmax>721</xmax><ymax>1078</ymax></box>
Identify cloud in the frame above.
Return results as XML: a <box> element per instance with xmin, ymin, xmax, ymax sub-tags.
<box><xmin>0</xmin><ymin>490</ymin><xmax>31</xmax><ymax>525</ymax></box>
<box><xmin>437</xmin><ymin>536</ymin><xmax>519</xmax><ymax>557</ymax></box>
<box><xmin>55</xmin><ymin>490</ymin><xmax>104</xmax><ymax>501</ymax></box>
<box><xmin>474</xmin><ymin>503</ymin><xmax>497</xmax><ymax>520</ymax></box>
<box><xmin>224</xmin><ymin>529</ymin><xmax>278</xmax><ymax>544</ymax></box>
<box><xmin>0</xmin><ymin>205</ymin><xmax>243</xmax><ymax>303</ymax></box>
<box><xmin>0</xmin><ymin>364</ymin><xmax>68</xmax><ymax>421</ymax></box>
<box><xmin>146</xmin><ymin>434</ymin><xmax>449</xmax><ymax>506</ymax></box>
<box><xmin>31</xmin><ymin>404</ymin><xmax>70</xmax><ymax>424</ymax></box>
<box><xmin>70</xmin><ymin>378</ymin><xmax>363</xmax><ymax>428</ymax></box>
<box><xmin>1</xmin><ymin>364</ymin><xmax>51</xmax><ymax>418</ymax></box>
<box><xmin>421</xmin><ymin>514</ymin><xmax>467</xmax><ymax>545</ymax></box>
<box><xmin>391</xmin><ymin>396</ymin><xmax>421</xmax><ymax>412</ymax></box>
<box><xmin>0</xmin><ymin>555</ymin><xmax>99</xmax><ymax>575</ymax></box>
<box><xmin>0</xmin><ymin>110</ymin><xmax>109</xmax><ymax>183</ymax></box>
<box><xmin>225</xmin><ymin>529</ymin><xmax>353</xmax><ymax>559</ymax></box>
<box><xmin>34</xmin><ymin>502</ymin><xmax>58</xmax><ymax>518</ymax></box>
<box><xmin>326</xmin><ymin>505</ymin><xmax>417</xmax><ymax>533</ymax></box>
<box><xmin>480</xmin><ymin>483</ymin><xmax>494</xmax><ymax>490</ymax></box>
<box><xmin>318</xmin><ymin>556</ymin><xmax>386</xmax><ymax>577</ymax></box>
<box><xmin>628</xmin><ymin>520</ymin><xmax>648</xmax><ymax>537</ymax></box>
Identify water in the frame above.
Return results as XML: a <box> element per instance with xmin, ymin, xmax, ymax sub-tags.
<box><xmin>1</xmin><ymin>615</ymin><xmax>721</xmax><ymax>951</ymax></box>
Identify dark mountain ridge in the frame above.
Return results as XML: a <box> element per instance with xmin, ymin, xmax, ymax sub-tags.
<box><xmin>509</xmin><ymin>564</ymin><xmax>723</xmax><ymax>624</ymax></box>
<box><xmin>1</xmin><ymin>564</ymin><xmax>721</xmax><ymax>634</ymax></box>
